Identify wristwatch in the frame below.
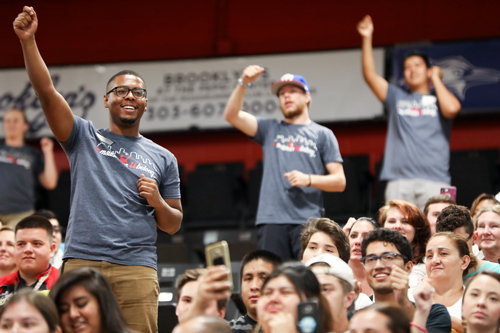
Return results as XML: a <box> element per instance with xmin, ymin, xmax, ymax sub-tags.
<box><xmin>238</xmin><ymin>78</ymin><xmax>251</xmax><ymax>88</ymax></box>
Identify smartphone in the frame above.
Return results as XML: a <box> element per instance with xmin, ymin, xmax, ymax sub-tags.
<box><xmin>297</xmin><ymin>300</ymin><xmax>320</xmax><ymax>333</ymax></box>
<box><xmin>440</xmin><ymin>186</ymin><xmax>457</xmax><ymax>202</ymax></box>
<box><xmin>205</xmin><ymin>240</ymin><xmax>233</xmax><ymax>291</ymax></box>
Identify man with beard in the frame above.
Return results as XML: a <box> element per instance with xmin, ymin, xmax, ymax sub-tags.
<box><xmin>14</xmin><ymin>7</ymin><xmax>182</xmax><ymax>333</ymax></box>
<box><xmin>224</xmin><ymin>66</ymin><xmax>345</xmax><ymax>260</ymax></box>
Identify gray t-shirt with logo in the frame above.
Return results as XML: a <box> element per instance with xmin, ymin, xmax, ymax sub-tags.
<box><xmin>253</xmin><ymin>118</ymin><xmax>343</xmax><ymax>225</ymax></box>
<box><xmin>0</xmin><ymin>143</ymin><xmax>44</xmax><ymax>214</ymax></box>
<box><xmin>380</xmin><ymin>84</ymin><xmax>453</xmax><ymax>183</ymax></box>
<box><xmin>60</xmin><ymin>116</ymin><xmax>180</xmax><ymax>270</ymax></box>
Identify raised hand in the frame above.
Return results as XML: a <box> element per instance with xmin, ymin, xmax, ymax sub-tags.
<box><xmin>40</xmin><ymin>137</ymin><xmax>54</xmax><ymax>154</ymax></box>
<box><xmin>284</xmin><ymin>170</ymin><xmax>310</xmax><ymax>187</ymax></box>
<box><xmin>13</xmin><ymin>6</ymin><xmax>38</xmax><ymax>40</ymax></box>
<box><xmin>241</xmin><ymin>65</ymin><xmax>265</xmax><ymax>85</ymax></box>
<box><xmin>431</xmin><ymin>66</ymin><xmax>443</xmax><ymax>80</ymax></box>
<box><xmin>357</xmin><ymin>15</ymin><xmax>374</xmax><ymax>38</ymax></box>
<box><xmin>390</xmin><ymin>265</ymin><xmax>410</xmax><ymax>305</ymax></box>
<box><xmin>412</xmin><ymin>279</ymin><xmax>434</xmax><ymax>315</ymax></box>
<box><xmin>343</xmin><ymin>217</ymin><xmax>357</xmax><ymax>235</ymax></box>
<box><xmin>137</xmin><ymin>174</ymin><xmax>164</xmax><ymax>208</ymax></box>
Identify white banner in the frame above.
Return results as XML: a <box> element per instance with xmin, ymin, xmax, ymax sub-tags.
<box><xmin>0</xmin><ymin>49</ymin><xmax>384</xmax><ymax>138</ymax></box>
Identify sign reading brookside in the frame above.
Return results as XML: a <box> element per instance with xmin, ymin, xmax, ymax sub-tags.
<box><xmin>0</xmin><ymin>49</ymin><xmax>384</xmax><ymax>138</ymax></box>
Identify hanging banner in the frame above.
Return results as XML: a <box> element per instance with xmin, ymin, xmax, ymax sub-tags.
<box><xmin>0</xmin><ymin>48</ymin><xmax>384</xmax><ymax>138</ymax></box>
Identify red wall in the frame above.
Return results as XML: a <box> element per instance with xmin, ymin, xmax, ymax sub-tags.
<box><xmin>5</xmin><ymin>0</ymin><xmax>500</xmax><ymax>177</ymax></box>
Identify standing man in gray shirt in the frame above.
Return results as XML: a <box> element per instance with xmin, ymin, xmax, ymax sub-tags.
<box><xmin>224</xmin><ymin>65</ymin><xmax>346</xmax><ymax>261</ymax></box>
<box><xmin>358</xmin><ymin>15</ymin><xmax>461</xmax><ymax>210</ymax></box>
<box><xmin>14</xmin><ymin>7</ymin><xmax>183</xmax><ymax>333</ymax></box>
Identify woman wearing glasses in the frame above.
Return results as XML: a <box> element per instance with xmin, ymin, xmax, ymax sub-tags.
<box><xmin>379</xmin><ymin>200</ymin><xmax>431</xmax><ymax>288</ymax></box>
<box><xmin>410</xmin><ymin>232</ymin><xmax>472</xmax><ymax>332</ymax></box>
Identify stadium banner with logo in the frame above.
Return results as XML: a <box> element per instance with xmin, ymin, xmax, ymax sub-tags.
<box><xmin>0</xmin><ymin>48</ymin><xmax>384</xmax><ymax>138</ymax></box>
<box><xmin>391</xmin><ymin>40</ymin><xmax>500</xmax><ymax>113</ymax></box>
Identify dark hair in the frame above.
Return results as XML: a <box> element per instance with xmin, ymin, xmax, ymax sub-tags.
<box><xmin>436</xmin><ymin>205</ymin><xmax>474</xmax><ymax>239</ymax></box>
<box><xmin>49</xmin><ymin>267</ymin><xmax>134</xmax><ymax>333</ymax></box>
<box><xmin>379</xmin><ymin>200</ymin><xmax>430</xmax><ymax>264</ymax></box>
<box><xmin>429</xmin><ymin>232</ymin><xmax>475</xmax><ymax>277</ymax></box>
<box><xmin>4</xmin><ymin>108</ymin><xmax>29</xmax><ymax>125</ymax></box>
<box><xmin>349</xmin><ymin>217</ymin><xmax>381</xmax><ymax>236</ymax></box>
<box><xmin>300</xmin><ymin>218</ymin><xmax>350</xmax><ymax>262</ymax></box>
<box><xmin>361</xmin><ymin>228</ymin><xmax>413</xmax><ymax>263</ymax></box>
<box><xmin>239</xmin><ymin>250</ymin><xmax>283</xmax><ymax>281</ymax></box>
<box><xmin>176</xmin><ymin>268</ymin><xmax>227</xmax><ymax>312</ymax></box>
<box><xmin>423</xmin><ymin>195</ymin><xmax>456</xmax><ymax>216</ymax></box>
<box><xmin>402</xmin><ymin>50</ymin><xmax>431</xmax><ymax>69</ymax></box>
<box><xmin>471</xmin><ymin>193</ymin><xmax>499</xmax><ymax>218</ymax></box>
<box><xmin>354</xmin><ymin>303</ymin><xmax>411</xmax><ymax>333</ymax></box>
<box><xmin>0</xmin><ymin>226</ymin><xmax>14</xmax><ymax>233</ymax></box>
<box><xmin>106</xmin><ymin>70</ymin><xmax>146</xmax><ymax>91</ymax></box>
<box><xmin>0</xmin><ymin>289</ymin><xmax>59</xmax><ymax>332</ymax></box>
<box><xmin>34</xmin><ymin>209</ymin><xmax>58</xmax><ymax>221</ymax></box>
<box><xmin>16</xmin><ymin>215</ymin><xmax>53</xmax><ymax>243</ymax></box>
<box><xmin>261</xmin><ymin>262</ymin><xmax>333</xmax><ymax>333</ymax></box>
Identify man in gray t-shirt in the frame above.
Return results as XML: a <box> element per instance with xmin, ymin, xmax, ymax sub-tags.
<box><xmin>358</xmin><ymin>15</ymin><xmax>461</xmax><ymax>210</ymax></box>
<box><xmin>224</xmin><ymin>65</ymin><xmax>346</xmax><ymax>260</ymax></box>
<box><xmin>14</xmin><ymin>7</ymin><xmax>182</xmax><ymax>333</ymax></box>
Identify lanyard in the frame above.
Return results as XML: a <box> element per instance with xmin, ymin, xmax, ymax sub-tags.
<box><xmin>15</xmin><ymin>268</ymin><xmax>52</xmax><ymax>292</ymax></box>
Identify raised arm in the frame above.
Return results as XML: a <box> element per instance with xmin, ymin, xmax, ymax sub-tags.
<box><xmin>430</xmin><ymin>66</ymin><xmax>461</xmax><ymax>119</ymax></box>
<box><xmin>13</xmin><ymin>6</ymin><xmax>74</xmax><ymax>142</ymax></box>
<box><xmin>357</xmin><ymin>15</ymin><xmax>388</xmax><ymax>102</ymax></box>
<box><xmin>223</xmin><ymin>65</ymin><xmax>263</xmax><ymax>137</ymax></box>
<box><xmin>38</xmin><ymin>137</ymin><xmax>58</xmax><ymax>190</ymax></box>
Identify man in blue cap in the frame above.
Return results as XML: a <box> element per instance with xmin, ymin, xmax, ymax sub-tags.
<box><xmin>224</xmin><ymin>65</ymin><xmax>346</xmax><ymax>260</ymax></box>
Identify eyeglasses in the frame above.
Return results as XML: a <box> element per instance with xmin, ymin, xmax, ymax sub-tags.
<box><xmin>360</xmin><ymin>252</ymin><xmax>406</xmax><ymax>267</ymax></box>
<box><xmin>106</xmin><ymin>86</ymin><xmax>147</xmax><ymax>99</ymax></box>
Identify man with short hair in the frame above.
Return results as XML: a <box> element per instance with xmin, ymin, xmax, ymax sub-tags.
<box><xmin>229</xmin><ymin>250</ymin><xmax>282</xmax><ymax>332</ymax></box>
<box><xmin>0</xmin><ymin>215</ymin><xmax>58</xmax><ymax>304</ymax></box>
<box><xmin>306</xmin><ymin>254</ymin><xmax>355</xmax><ymax>333</ymax></box>
<box><xmin>224</xmin><ymin>66</ymin><xmax>346</xmax><ymax>260</ymax></box>
<box><xmin>14</xmin><ymin>7</ymin><xmax>182</xmax><ymax>332</ymax></box>
<box><xmin>176</xmin><ymin>268</ymin><xmax>228</xmax><ymax>323</ymax></box>
<box><xmin>435</xmin><ymin>205</ymin><xmax>500</xmax><ymax>279</ymax></box>
<box><xmin>34</xmin><ymin>210</ymin><xmax>63</xmax><ymax>268</ymax></box>
<box><xmin>300</xmin><ymin>218</ymin><xmax>350</xmax><ymax>263</ymax></box>
<box><xmin>423</xmin><ymin>195</ymin><xmax>456</xmax><ymax>235</ymax></box>
<box><xmin>357</xmin><ymin>16</ymin><xmax>461</xmax><ymax>210</ymax></box>
<box><xmin>361</xmin><ymin>228</ymin><xmax>451</xmax><ymax>333</ymax></box>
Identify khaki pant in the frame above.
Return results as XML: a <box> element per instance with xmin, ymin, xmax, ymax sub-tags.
<box><xmin>62</xmin><ymin>259</ymin><xmax>159</xmax><ymax>333</ymax></box>
<box><xmin>0</xmin><ymin>209</ymin><xmax>35</xmax><ymax>228</ymax></box>
<box><xmin>385</xmin><ymin>178</ymin><xmax>450</xmax><ymax>211</ymax></box>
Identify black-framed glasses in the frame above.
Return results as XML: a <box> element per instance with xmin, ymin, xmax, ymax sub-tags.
<box><xmin>106</xmin><ymin>86</ymin><xmax>147</xmax><ymax>99</ymax></box>
<box><xmin>360</xmin><ymin>252</ymin><xmax>406</xmax><ymax>267</ymax></box>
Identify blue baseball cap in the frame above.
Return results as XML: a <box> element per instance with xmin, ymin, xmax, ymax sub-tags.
<box><xmin>271</xmin><ymin>73</ymin><xmax>310</xmax><ymax>96</ymax></box>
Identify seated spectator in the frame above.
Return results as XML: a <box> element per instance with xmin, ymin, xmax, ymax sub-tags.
<box><xmin>300</xmin><ymin>217</ymin><xmax>350</xmax><ymax>263</ymax></box>
<box><xmin>348</xmin><ymin>217</ymin><xmax>380</xmax><ymax>303</ymax></box>
<box><xmin>175</xmin><ymin>268</ymin><xmax>228</xmax><ymax>323</ymax></box>
<box><xmin>229</xmin><ymin>250</ymin><xmax>282</xmax><ymax>332</ymax></box>
<box><xmin>0</xmin><ymin>216</ymin><xmax>58</xmax><ymax>303</ymax></box>
<box><xmin>49</xmin><ymin>267</ymin><xmax>133</xmax><ymax>333</ymax></box>
<box><xmin>379</xmin><ymin>200</ymin><xmax>431</xmax><ymax>288</ymax></box>
<box><xmin>423</xmin><ymin>194</ymin><xmax>456</xmax><ymax>235</ymax></box>
<box><xmin>0</xmin><ymin>288</ymin><xmax>60</xmax><ymax>332</ymax></box>
<box><xmin>476</xmin><ymin>205</ymin><xmax>500</xmax><ymax>263</ymax></box>
<box><xmin>173</xmin><ymin>315</ymin><xmax>232</xmax><ymax>333</ymax></box>
<box><xmin>0</xmin><ymin>227</ymin><xmax>16</xmax><ymax>277</ymax></box>
<box><xmin>257</xmin><ymin>262</ymin><xmax>333</xmax><ymax>333</ymax></box>
<box><xmin>361</xmin><ymin>228</ymin><xmax>451</xmax><ymax>333</ymax></box>
<box><xmin>462</xmin><ymin>270</ymin><xmax>500</xmax><ymax>333</ymax></box>
<box><xmin>306</xmin><ymin>254</ymin><xmax>355</xmax><ymax>333</ymax></box>
<box><xmin>435</xmin><ymin>205</ymin><xmax>500</xmax><ymax>281</ymax></box>
<box><xmin>34</xmin><ymin>210</ymin><xmax>63</xmax><ymax>269</ymax></box>
<box><xmin>471</xmin><ymin>193</ymin><xmax>499</xmax><ymax>226</ymax></box>
<box><xmin>413</xmin><ymin>232</ymin><xmax>471</xmax><ymax>332</ymax></box>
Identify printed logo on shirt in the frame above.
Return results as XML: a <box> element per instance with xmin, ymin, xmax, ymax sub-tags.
<box><xmin>273</xmin><ymin>134</ymin><xmax>318</xmax><ymax>158</ymax></box>
<box><xmin>396</xmin><ymin>95</ymin><xmax>438</xmax><ymax>117</ymax></box>
<box><xmin>94</xmin><ymin>137</ymin><xmax>158</xmax><ymax>179</ymax></box>
<box><xmin>0</xmin><ymin>150</ymin><xmax>34</xmax><ymax>169</ymax></box>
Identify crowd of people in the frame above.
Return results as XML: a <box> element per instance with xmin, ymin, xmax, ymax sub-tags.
<box><xmin>2</xmin><ymin>5</ymin><xmax>500</xmax><ymax>333</ymax></box>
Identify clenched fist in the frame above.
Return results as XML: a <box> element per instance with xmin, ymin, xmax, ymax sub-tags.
<box><xmin>13</xmin><ymin>6</ymin><xmax>38</xmax><ymax>40</ymax></box>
